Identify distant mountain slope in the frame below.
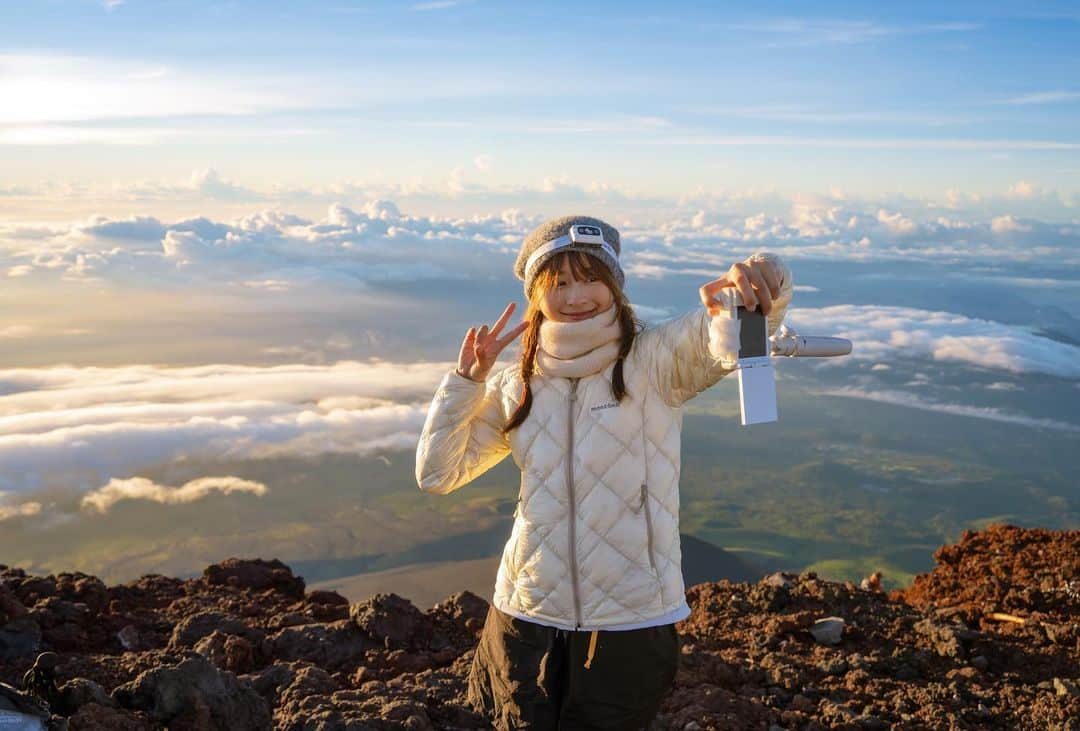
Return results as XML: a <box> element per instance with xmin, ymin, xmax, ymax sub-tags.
<box><xmin>310</xmin><ymin>532</ymin><xmax>762</xmax><ymax>608</ymax></box>
<box><xmin>311</xmin><ymin>556</ymin><xmax>499</xmax><ymax>609</ymax></box>
<box><xmin>679</xmin><ymin>533</ymin><xmax>763</xmax><ymax>586</ymax></box>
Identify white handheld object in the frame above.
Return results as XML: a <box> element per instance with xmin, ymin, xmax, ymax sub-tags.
<box><xmin>712</xmin><ymin>289</ymin><xmax>778</xmax><ymax>426</ymax></box>
<box><xmin>707</xmin><ymin>292</ymin><xmax>853</xmax><ymax>426</ymax></box>
<box><xmin>770</xmin><ymin>324</ymin><xmax>852</xmax><ymax>357</ymax></box>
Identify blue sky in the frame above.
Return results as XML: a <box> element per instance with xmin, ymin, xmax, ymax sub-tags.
<box><xmin>2</xmin><ymin>0</ymin><xmax>1079</xmax><ymax>207</ymax></box>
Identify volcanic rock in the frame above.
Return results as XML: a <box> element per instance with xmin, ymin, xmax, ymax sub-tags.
<box><xmin>111</xmin><ymin>654</ymin><xmax>271</xmax><ymax>730</ymax></box>
<box><xmin>350</xmin><ymin>592</ymin><xmax>427</xmax><ymax>649</ymax></box>
<box><xmin>203</xmin><ymin>558</ymin><xmax>305</xmax><ymax>599</ymax></box>
<box><xmin>0</xmin><ymin>525</ymin><xmax>1076</xmax><ymax>729</ymax></box>
<box><xmin>808</xmin><ymin>616</ymin><xmax>845</xmax><ymax>645</ymax></box>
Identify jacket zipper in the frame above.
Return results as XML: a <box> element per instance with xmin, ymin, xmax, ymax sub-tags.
<box><xmin>641</xmin><ymin>482</ymin><xmax>659</xmax><ymax>578</ymax></box>
<box><xmin>567</xmin><ymin>377</ymin><xmax>582</xmax><ymax>630</ymax></box>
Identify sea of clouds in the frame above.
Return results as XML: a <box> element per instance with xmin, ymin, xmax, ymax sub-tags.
<box><xmin>3</xmin><ymin>185</ymin><xmax>1078</xmax><ymax>288</ymax></box>
<box><xmin>0</xmin><ymin>187</ymin><xmax>1077</xmax><ymax>515</ymax></box>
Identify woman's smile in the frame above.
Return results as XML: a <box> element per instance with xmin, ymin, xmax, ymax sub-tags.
<box><xmin>539</xmin><ymin>254</ymin><xmax>616</xmax><ymax>324</ymax></box>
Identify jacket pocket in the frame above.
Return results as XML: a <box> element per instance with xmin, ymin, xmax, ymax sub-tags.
<box><xmin>640</xmin><ymin>482</ymin><xmax>659</xmax><ymax>578</ymax></box>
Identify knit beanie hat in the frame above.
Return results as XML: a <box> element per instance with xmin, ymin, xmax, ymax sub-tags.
<box><xmin>513</xmin><ymin>215</ymin><xmax>624</xmax><ymax>298</ymax></box>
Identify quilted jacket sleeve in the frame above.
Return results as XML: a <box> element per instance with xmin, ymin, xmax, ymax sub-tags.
<box><xmin>415</xmin><ymin>366</ymin><xmax>512</xmax><ymax>495</ymax></box>
<box><xmin>639</xmin><ymin>252</ymin><xmax>794</xmax><ymax>408</ymax></box>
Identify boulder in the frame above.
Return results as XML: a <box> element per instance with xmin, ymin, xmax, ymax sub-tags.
<box><xmin>193</xmin><ymin>630</ymin><xmax>256</xmax><ymax>675</ymax></box>
<box><xmin>809</xmin><ymin>617</ymin><xmax>845</xmax><ymax>646</ymax></box>
<box><xmin>167</xmin><ymin>611</ymin><xmax>263</xmax><ymax>649</ymax></box>
<box><xmin>350</xmin><ymin>593</ymin><xmax>426</xmax><ymax>649</ymax></box>
<box><xmin>57</xmin><ymin>678</ymin><xmax>114</xmax><ymax>716</ymax></box>
<box><xmin>240</xmin><ymin>661</ymin><xmax>306</xmax><ymax>708</ymax></box>
<box><xmin>431</xmin><ymin>590</ymin><xmax>488</xmax><ymax>624</ymax></box>
<box><xmin>111</xmin><ymin>654</ymin><xmax>271</xmax><ymax>731</ymax></box>
<box><xmin>0</xmin><ymin>585</ymin><xmax>29</xmax><ymax>622</ymax></box>
<box><xmin>12</xmin><ymin>577</ymin><xmax>57</xmax><ymax>606</ymax></box>
<box><xmin>762</xmin><ymin>572</ymin><xmax>795</xmax><ymax>590</ymax></box>
<box><xmin>267</xmin><ymin>612</ymin><xmax>314</xmax><ymax>630</ymax></box>
<box><xmin>54</xmin><ymin>574</ymin><xmax>109</xmax><ymax>617</ymax></box>
<box><xmin>269</xmin><ymin>621</ymin><xmax>373</xmax><ymax>672</ymax></box>
<box><xmin>67</xmin><ymin>703</ymin><xmax>152</xmax><ymax>730</ymax></box>
<box><xmin>305</xmin><ymin>590</ymin><xmax>348</xmax><ymax>606</ymax></box>
<box><xmin>202</xmin><ymin>559</ymin><xmax>305</xmax><ymax>599</ymax></box>
<box><xmin>305</xmin><ymin>591</ymin><xmax>350</xmax><ymax>622</ymax></box>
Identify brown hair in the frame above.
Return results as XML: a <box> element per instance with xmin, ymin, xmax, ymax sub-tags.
<box><xmin>502</xmin><ymin>250</ymin><xmax>645</xmax><ymax>435</ymax></box>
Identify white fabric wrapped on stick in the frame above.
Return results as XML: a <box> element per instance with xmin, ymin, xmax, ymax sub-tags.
<box><xmin>707</xmin><ymin>313</ymin><xmax>740</xmax><ymax>369</ymax></box>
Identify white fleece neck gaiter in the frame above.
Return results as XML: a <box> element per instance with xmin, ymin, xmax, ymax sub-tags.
<box><xmin>536</xmin><ymin>304</ymin><xmax>622</xmax><ymax>378</ymax></box>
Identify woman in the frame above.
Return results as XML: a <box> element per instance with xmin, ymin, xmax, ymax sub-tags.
<box><xmin>415</xmin><ymin>215</ymin><xmax>792</xmax><ymax>729</ymax></box>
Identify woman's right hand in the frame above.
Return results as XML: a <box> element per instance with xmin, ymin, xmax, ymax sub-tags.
<box><xmin>456</xmin><ymin>302</ymin><xmax>530</xmax><ymax>382</ymax></box>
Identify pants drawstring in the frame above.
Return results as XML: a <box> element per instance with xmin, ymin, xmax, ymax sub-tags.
<box><xmin>537</xmin><ymin>628</ymin><xmax>558</xmax><ymax>686</ymax></box>
<box><xmin>583</xmin><ymin>629</ymin><xmax>598</xmax><ymax>669</ymax></box>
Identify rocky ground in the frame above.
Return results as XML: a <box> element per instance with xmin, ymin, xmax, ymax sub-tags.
<box><xmin>1</xmin><ymin>523</ymin><xmax>1077</xmax><ymax>730</ymax></box>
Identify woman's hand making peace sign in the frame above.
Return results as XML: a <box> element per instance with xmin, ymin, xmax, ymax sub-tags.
<box><xmin>456</xmin><ymin>302</ymin><xmax>530</xmax><ymax>382</ymax></box>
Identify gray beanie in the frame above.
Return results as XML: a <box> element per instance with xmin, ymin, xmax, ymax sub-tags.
<box><xmin>513</xmin><ymin>215</ymin><xmax>624</xmax><ymax>298</ymax></box>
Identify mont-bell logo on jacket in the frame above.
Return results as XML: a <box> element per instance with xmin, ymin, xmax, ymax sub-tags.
<box><xmin>590</xmin><ymin>401</ymin><xmax>619</xmax><ymax>412</ymax></box>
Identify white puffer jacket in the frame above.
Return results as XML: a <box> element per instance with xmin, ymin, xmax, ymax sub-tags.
<box><xmin>416</xmin><ymin>253</ymin><xmax>792</xmax><ymax>631</ymax></box>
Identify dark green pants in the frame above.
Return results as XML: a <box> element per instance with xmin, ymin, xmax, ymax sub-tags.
<box><xmin>466</xmin><ymin>605</ymin><xmax>680</xmax><ymax>730</ymax></box>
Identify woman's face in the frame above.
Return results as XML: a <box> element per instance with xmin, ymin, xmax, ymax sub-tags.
<box><xmin>538</xmin><ymin>255</ymin><xmax>615</xmax><ymax>323</ymax></box>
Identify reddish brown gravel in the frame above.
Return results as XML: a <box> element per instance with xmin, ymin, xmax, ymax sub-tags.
<box><xmin>1</xmin><ymin>524</ymin><xmax>1077</xmax><ymax>730</ymax></box>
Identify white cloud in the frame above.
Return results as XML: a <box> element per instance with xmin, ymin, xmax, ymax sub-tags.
<box><xmin>0</xmin><ymin>325</ymin><xmax>35</xmax><ymax>338</ymax></box>
<box><xmin>0</xmin><ymin>501</ymin><xmax>42</xmax><ymax>521</ymax></box>
<box><xmin>630</xmin><ymin>304</ymin><xmax>675</xmax><ymax>323</ymax></box>
<box><xmin>624</xmin><ymin>197</ymin><xmax>1080</xmax><ymax>269</ymax></box>
<box><xmin>187</xmin><ymin>169</ymin><xmax>258</xmax><ymax>201</ymax></box>
<box><xmin>1005</xmin><ymin>180</ymin><xmax>1040</xmax><ymax>199</ymax></box>
<box><xmin>80</xmin><ymin>475</ymin><xmax>267</xmax><ymax>513</ymax></box>
<box><xmin>474</xmin><ymin>153</ymin><xmax>493</xmax><ymax>171</ymax></box>
<box><xmin>786</xmin><ymin>305</ymin><xmax>1080</xmax><ymax>379</ymax></box>
<box><xmin>411</xmin><ymin>0</ymin><xmax>463</xmax><ymax>9</ymax></box>
<box><xmin>875</xmin><ymin>208</ymin><xmax>918</xmax><ymax>235</ymax></box>
<box><xmin>0</xmin><ymin>52</ymin><xmax>582</xmax><ymax>144</ymax></box>
<box><xmin>820</xmin><ymin>387</ymin><xmax>1080</xmax><ymax>433</ymax></box>
<box><xmin>0</xmin><ymin>54</ymin><xmax>306</xmax><ymax>126</ymax></box>
<box><xmin>0</xmin><ymin>124</ymin><xmax>321</xmax><ymax>146</ymax></box>
<box><xmin>990</xmin><ymin>215</ymin><xmax>1033</xmax><ymax>233</ymax></box>
<box><xmin>3</xmin><ymin>169</ymin><xmax>1077</xmax><ymax>225</ymax></box>
<box><xmin>1001</xmin><ymin>91</ymin><xmax>1080</xmax><ymax>105</ymax></box>
<box><xmin>0</xmin><ymin>202</ymin><xmax>526</xmax><ymax>287</ymax></box>
<box><xmin>0</xmin><ymin>195</ymin><xmax>1077</xmax><ymax>315</ymax></box>
<box><xmin>0</xmin><ymin>358</ymin><xmax>501</xmax><ymax>494</ymax></box>
<box><xmin>641</xmin><ymin>135</ymin><xmax>1080</xmax><ymax>151</ymax></box>
<box><xmin>722</xmin><ymin>19</ymin><xmax>978</xmax><ymax>47</ymax></box>
<box><xmin>686</xmin><ymin>104</ymin><xmax>968</xmax><ymax>127</ymax></box>
<box><xmin>98</xmin><ymin>169</ymin><xmax>261</xmax><ymax>202</ymax></box>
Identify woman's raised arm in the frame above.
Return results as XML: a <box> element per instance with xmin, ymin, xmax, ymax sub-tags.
<box><xmin>638</xmin><ymin>252</ymin><xmax>793</xmax><ymax>408</ymax></box>
<box><xmin>415</xmin><ymin>303</ymin><xmax>527</xmax><ymax>494</ymax></box>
